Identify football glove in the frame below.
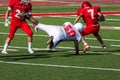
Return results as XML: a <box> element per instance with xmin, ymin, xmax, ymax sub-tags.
<box><xmin>16</xmin><ymin>12</ymin><xmax>25</xmax><ymax>17</ymax></box>
<box><xmin>24</xmin><ymin>11</ymin><xmax>32</xmax><ymax>20</ymax></box>
<box><xmin>4</xmin><ymin>19</ymin><xmax>10</xmax><ymax>27</ymax></box>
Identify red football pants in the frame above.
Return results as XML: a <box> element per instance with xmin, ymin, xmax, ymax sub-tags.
<box><xmin>8</xmin><ymin>21</ymin><xmax>33</xmax><ymax>40</ymax></box>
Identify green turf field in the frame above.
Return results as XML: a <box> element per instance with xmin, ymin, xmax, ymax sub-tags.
<box><xmin>0</xmin><ymin>6</ymin><xmax>120</xmax><ymax>80</ymax></box>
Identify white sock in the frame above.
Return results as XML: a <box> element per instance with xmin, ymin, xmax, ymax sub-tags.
<box><xmin>3</xmin><ymin>44</ymin><xmax>8</xmax><ymax>51</ymax></box>
<box><xmin>28</xmin><ymin>42</ymin><xmax>32</xmax><ymax>49</ymax></box>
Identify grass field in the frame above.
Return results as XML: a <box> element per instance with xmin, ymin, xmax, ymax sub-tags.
<box><xmin>0</xmin><ymin>6</ymin><xmax>120</xmax><ymax>80</ymax></box>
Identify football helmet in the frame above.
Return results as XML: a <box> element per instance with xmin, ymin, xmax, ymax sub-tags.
<box><xmin>20</xmin><ymin>0</ymin><xmax>30</xmax><ymax>4</ymax></box>
<box><xmin>74</xmin><ymin>23</ymin><xmax>84</xmax><ymax>32</ymax></box>
<box><xmin>63</xmin><ymin>22</ymin><xmax>73</xmax><ymax>27</ymax></box>
<box><xmin>81</xmin><ymin>1</ymin><xmax>92</xmax><ymax>8</ymax></box>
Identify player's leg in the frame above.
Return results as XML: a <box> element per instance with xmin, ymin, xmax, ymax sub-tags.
<box><xmin>94</xmin><ymin>34</ymin><xmax>107</xmax><ymax>49</ymax></box>
<box><xmin>1</xmin><ymin>38</ymin><xmax>10</xmax><ymax>54</ymax></box>
<box><xmin>93</xmin><ymin>27</ymin><xmax>107</xmax><ymax>49</ymax></box>
<box><xmin>81</xmin><ymin>36</ymin><xmax>90</xmax><ymax>53</ymax></box>
<box><xmin>35</xmin><ymin>23</ymin><xmax>59</xmax><ymax>36</ymax></box>
<box><xmin>1</xmin><ymin>23</ymin><xmax>17</xmax><ymax>54</ymax></box>
<box><xmin>80</xmin><ymin>26</ymin><xmax>91</xmax><ymax>53</ymax></box>
<box><xmin>20</xmin><ymin>22</ymin><xmax>34</xmax><ymax>54</ymax></box>
<box><xmin>47</xmin><ymin>33</ymin><xmax>62</xmax><ymax>51</ymax></box>
<box><xmin>46</xmin><ymin>36</ymin><xmax>54</xmax><ymax>51</ymax></box>
<box><xmin>29</xmin><ymin>16</ymin><xmax>39</xmax><ymax>25</ymax></box>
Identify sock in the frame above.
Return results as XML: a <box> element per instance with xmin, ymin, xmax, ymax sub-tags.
<box><xmin>28</xmin><ymin>42</ymin><xmax>32</xmax><ymax>49</ymax></box>
<box><xmin>3</xmin><ymin>44</ymin><xmax>8</xmax><ymax>51</ymax></box>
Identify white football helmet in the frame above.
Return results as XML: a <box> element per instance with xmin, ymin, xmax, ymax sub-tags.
<box><xmin>74</xmin><ymin>23</ymin><xmax>84</xmax><ymax>32</ymax></box>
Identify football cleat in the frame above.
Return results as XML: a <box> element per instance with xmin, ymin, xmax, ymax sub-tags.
<box><xmin>83</xmin><ymin>44</ymin><xmax>90</xmax><ymax>53</ymax></box>
<box><xmin>1</xmin><ymin>50</ymin><xmax>8</xmax><ymax>54</ymax></box>
<box><xmin>47</xmin><ymin>48</ymin><xmax>53</xmax><ymax>52</ymax></box>
<box><xmin>34</xmin><ymin>27</ymin><xmax>38</xmax><ymax>32</ymax></box>
<box><xmin>46</xmin><ymin>36</ymin><xmax>53</xmax><ymax>50</ymax></box>
<box><xmin>46</xmin><ymin>36</ymin><xmax>53</xmax><ymax>45</ymax></box>
<box><xmin>28</xmin><ymin>48</ymin><xmax>34</xmax><ymax>54</ymax></box>
<box><xmin>102</xmin><ymin>44</ymin><xmax>107</xmax><ymax>50</ymax></box>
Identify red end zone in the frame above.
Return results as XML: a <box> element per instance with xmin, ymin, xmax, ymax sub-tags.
<box><xmin>0</xmin><ymin>11</ymin><xmax>120</xmax><ymax>18</ymax></box>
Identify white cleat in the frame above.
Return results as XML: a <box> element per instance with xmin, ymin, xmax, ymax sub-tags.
<box><xmin>34</xmin><ymin>27</ymin><xmax>38</xmax><ymax>32</ymax></box>
<box><xmin>1</xmin><ymin>50</ymin><xmax>8</xmax><ymax>54</ymax></box>
<box><xmin>28</xmin><ymin>49</ymin><xmax>34</xmax><ymax>54</ymax></box>
<box><xmin>83</xmin><ymin>44</ymin><xmax>90</xmax><ymax>53</ymax></box>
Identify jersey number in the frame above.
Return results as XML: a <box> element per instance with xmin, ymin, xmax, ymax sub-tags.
<box><xmin>88</xmin><ymin>9</ymin><xmax>94</xmax><ymax>19</ymax></box>
<box><xmin>15</xmin><ymin>9</ymin><xmax>21</xmax><ymax>18</ymax></box>
<box><xmin>64</xmin><ymin>25</ymin><xmax>76</xmax><ymax>37</ymax></box>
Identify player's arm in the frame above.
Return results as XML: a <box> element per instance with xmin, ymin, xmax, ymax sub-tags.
<box><xmin>74</xmin><ymin>15</ymin><xmax>82</xmax><ymax>24</ymax></box>
<box><xmin>29</xmin><ymin>16</ymin><xmax>39</xmax><ymax>25</ymax></box>
<box><xmin>4</xmin><ymin>8</ymin><xmax>11</xmax><ymax>26</ymax></box>
<box><xmin>74</xmin><ymin>40</ymin><xmax>79</xmax><ymax>55</ymax></box>
<box><xmin>74</xmin><ymin>8</ymin><xmax>83</xmax><ymax>24</ymax></box>
<box><xmin>97</xmin><ymin>7</ymin><xmax>105</xmax><ymax>22</ymax></box>
<box><xmin>98</xmin><ymin>12</ymin><xmax>105</xmax><ymax>21</ymax></box>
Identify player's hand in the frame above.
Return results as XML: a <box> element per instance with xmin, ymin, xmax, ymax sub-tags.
<box><xmin>17</xmin><ymin>12</ymin><xmax>25</xmax><ymax>17</ymax></box>
<box><xmin>31</xmin><ymin>25</ymin><xmax>38</xmax><ymax>32</ymax></box>
<box><xmin>4</xmin><ymin>19</ymin><xmax>10</xmax><ymax>27</ymax></box>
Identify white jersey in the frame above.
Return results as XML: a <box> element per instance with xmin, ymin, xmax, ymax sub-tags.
<box><xmin>36</xmin><ymin>23</ymin><xmax>82</xmax><ymax>48</ymax></box>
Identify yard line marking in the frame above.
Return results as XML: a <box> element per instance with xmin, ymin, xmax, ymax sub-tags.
<box><xmin>0</xmin><ymin>46</ymin><xmax>48</xmax><ymax>50</ymax></box>
<box><xmin>0</xmin><ymin>60</ymin><xmax>120</xmax><ymax>72</ymax></box>
<box><xmin>106</xmin><ymin>18</ymin><xmax>120</xmax><ymax>21</ymax></box>
<box><xmin>0</xmin><ymin>45</ymin><xmax>120</xmax><ymax>55</ymax></box>
<box><xmin>0</xmin><ymin>32</ymin><xmax>120</xmax><ymax>42</ymax></box>
<box><xmin>86</xmin><ymin>38</ymin><xmax>120</xmax><ymax>42</ymax></box>
<box><xmin>0</xmin><ymin>32</ymin><xmax>49</xmax><ymax>37</ymax></box>
<box><xmin>111</xmin><ymin>45</ymin><xmax>120</xmax><ymax>47</ymax></box>
<box><xmin>0</xmin><ymin>48</ymin><xmax>18</xmax><ymax>51</ymax></box>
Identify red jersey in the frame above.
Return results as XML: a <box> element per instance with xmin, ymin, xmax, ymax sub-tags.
<box><xmin>8</xmin><ymin>0</ymin><xmax>30</xmax><ymax>21</ymax></box>
<box><xmin>77</xmin><ymin>6</ymin><xmax>101</xmax><ymax>26</ymax></box>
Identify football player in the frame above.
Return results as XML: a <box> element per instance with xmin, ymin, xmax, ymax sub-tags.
<box><xmin>21</xmin><ymin>5</ymin><xmax>85</xmax><ymax>54</ymax></box>
<box><xmin>74</xmin><ymin>1</ymin><xmax>107</xmax><ymax>53</ymax></box>
<box><xmin>34</xmin><ymin>22</ymin><xmax>83</xmax><ymax>55</ymax></box>
<box><xmin>1</xmin><ymin>0</ymin><xmax>34</xmax><ymax>54</ymax></box>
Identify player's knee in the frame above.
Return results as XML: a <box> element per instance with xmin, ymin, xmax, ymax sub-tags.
<box><xmin>27</xmin><ymin>31</ymin><xmax>33</xmax><ymax>36</ymax></box>
<box><xmin>8</xmin><ymin>35</ymin><xmax>14</xmax><ymax>40</ymax></box>
<box><xmin>93</xmin><ymin>34</ymin><xmax>99</xmax><ymax>37</ymax></box>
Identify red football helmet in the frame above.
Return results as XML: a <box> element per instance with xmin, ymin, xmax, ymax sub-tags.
<box><xmin>81</xmin><ymin>1</ymin><xmax>92</xmax><ymax>8</ymax></box>
<box><xmin>20</xmin><ymin>0</ymin><xmax>30</xmax><ymax>4</ymax></box>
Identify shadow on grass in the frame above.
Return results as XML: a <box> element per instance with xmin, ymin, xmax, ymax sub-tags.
<box><xmin>0</xmin><ymin>53</ymin><xmax>51</xmax><ymax>61</ymax></box>
<box><xmin>0</xmin><ymin>49</ymin><xmax>112</xmax><ymax>61</ymax></box>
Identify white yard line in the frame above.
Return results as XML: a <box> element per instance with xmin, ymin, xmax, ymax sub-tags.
<box><xmin>0</xmin><ymin>60</ymin><xmax>120</xmax><ymax>72</ymax></box>
<box><xmin>86</xmin><ymin>38</ymin><xmax>120</xmax><ymax>42</ymax></box>
<box><xmin>0</xmin><ymin>48</ymin><xmax>18</xmax><ymax>51</ymax></box>
<box><xmin>111</xmin><ymin>45</ymin><xmax>120</xmax><ymax>47</ymax></box>
<box><xmin>0</xmin><ymin>32</ymin><xmax>120</xmax><ymax>42</ymax></box>
<box><xmin>0</xmin><ymin>45</ymin><xmax>120</xmax><ymax>55</ymax></box>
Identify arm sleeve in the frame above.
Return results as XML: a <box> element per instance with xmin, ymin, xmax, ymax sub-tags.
<box><xmin>76</xmin><ymin>8</ymin><xmax>83</xmax><ymax>16</ymax></box>
<box><xmin>8</xmin><ymin>0</ymin><xmax>15</xmax><ymax>10</ymax></box>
